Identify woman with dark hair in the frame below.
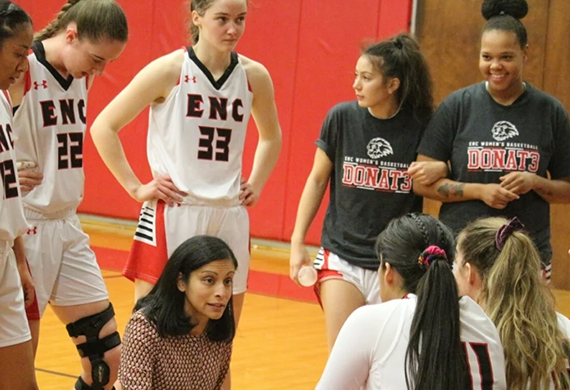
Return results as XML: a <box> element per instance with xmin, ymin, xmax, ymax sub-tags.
<box><xmin>0</xmin><ymin>2</ymin><xmax>37</xmax><ymax>389</ymax></box>
<box><xmin>119</xmin><ymin>235</ymin><xmax>237</xmax><ymax>390</ymax></box>
<box><xmin>316</xmin><ymin>213</ymin><xmax>506</xmax><ymax>390</ymax></box>
<box><xmin>455</xmin><ymin>217</ymin><xmax>570</xmax><ymax>389</ymax></box>
<box><xmin>289</xmin><ymin>33</ymin><xmax>447</xmax><ymax>351</ymax></box>
<box><xmin>414</xmin><ymin>0</ymin><xmax>570</xmax><ymax>282</ymax></box>
<box><xmin>9</xmin><ymin>1</ymin><xmax>128</xmax><ymax>388</ymax></box>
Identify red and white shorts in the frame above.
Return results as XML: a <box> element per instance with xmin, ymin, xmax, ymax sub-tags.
<box><xmin>124</xmin><ymin>199</ymin><xmax>250</xmax><ymax>294</ymax></box>
<box><xmin>314</xmin><ymin>248</ymin><xmax>381</xmax><ymax>305</ymax></box>
<box><xmin>23</xmin><ymin>209</ymin><xmax>109</xmax><ymax>319</ymax></box>
<box><xmin>0</xmin><ymin>242</ymin><xmax>31</xmax><ymax>348</ymax></box>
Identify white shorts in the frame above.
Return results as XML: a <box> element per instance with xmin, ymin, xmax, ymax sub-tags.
<box><xmin>0</xmin><ymin>243</ymin><xmax>31</xmax><ymax>348</ymax></box>
<box><xmin>314</xmin><ymin>248</ymin><xmax>381</xmax><ymax>305</ymax></box>
<box><xmin>124</xmin><ymin>199</ymin><xmax>250</xmax><ymax>294</ymax></box>
<box><xmin>23</xmin><ymin>209</ymin><xmax>109</xmax><ymax>317</ymax></box>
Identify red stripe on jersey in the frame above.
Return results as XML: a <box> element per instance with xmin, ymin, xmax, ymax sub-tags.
<box><xmin>175</xmin><ymin>76</ymin><xmax>180</xmax><ymax>86</ymax></box>
<box><xmin>123</xmin><ymin>201</ymin><xmax>168</xmax><ymax>284</ymax></box>
<box><xmin>247</xmin><ymin>79</ymin><xmax>252</xmax><ymax>92</ymax></box>
<box><xmin>23</xmin><ymin>69</ymin><xmax>32</xmax><ymax>95</ymax></box>
<box><xmin>85</xmin><ymin>75</ymin><xmax>90</xmax><ymax>89</ymax></box>
<box><xmin>2</xmin><ymin>90</ymin><xmax>11</xmax><ymax>108</ymax></box>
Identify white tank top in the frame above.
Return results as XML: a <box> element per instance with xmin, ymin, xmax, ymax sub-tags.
<box><xmin>147</xmin><ymin>47</ymin><xmax>253</xmax><ymax>203</ymax></box>
<box><xmin>13</xmin><ymin>41</ymin><xmax>89</xmax><ymax>215</ymax></box>
<box><xmin>0</xmin><ymin>91</ymin><xmax>29</xmax><ymax>245</ymax></box>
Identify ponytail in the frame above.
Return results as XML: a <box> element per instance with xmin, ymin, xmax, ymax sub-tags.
<box><xmin>376</xmin><ymin>213</ymin><xmax>468</xmax><ymax>390</ymax></box>
<box><xmin>458</xmin><ymin>217</ymin><xmax>569</xmax><ymax>390</ymax></box>
<box><xmin>35</xmin><ymin>0</ymin><xmax>127</xmax><ymax>43</ymax></box>
<box><xmin>364</xmin><ymin>33</ymin><xmax>433</xmax><ymax>112</ymax></box>
<box><xmin>406</xmin><ymin>260</ymin><xmax>468</xmax><ymax>390</ymax></box>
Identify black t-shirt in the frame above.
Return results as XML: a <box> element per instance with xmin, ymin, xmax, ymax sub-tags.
<box><xmin>417</xmin><ymin>82</ymin><xmax>570</xmax><ymax>264</ymax></box>
<box><xmin>318</xmin><ymin>101</ymin><xmax>430</xmax><ymax>270</ymax></box>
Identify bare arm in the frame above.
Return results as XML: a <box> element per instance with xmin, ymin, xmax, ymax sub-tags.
<box><xmin>413</xmin><ymin>155</ymin><xmax>519</xmax><ymax>209</ymax></box>
<box><xmin>90</xmin><ymin>50</ymin><xmax>187</xmax><ymax>204</ymax></box>
<box><xmin>289</xmin><ymin>149</ymin><xmax>332</xmax><ymax>283</ymax></box>
<box><xmin>240</xmin><ymin>57</ymin><xmax>282</xmax><ymax>206</ymax></box>
<box><xmin>500</xmin><ymin>172</ymin><xmax>570</xmax><ymax>203</ymax></box>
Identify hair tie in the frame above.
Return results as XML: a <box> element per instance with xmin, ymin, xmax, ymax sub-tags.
<box><xmin>418</xmin><ymin>245</ymin><xmax>447</xmax><ymax>268</ymax></box>
<box><xmin>393</xmin><ymin>39</ymin><xmax>403</xmax><ymax>49</ymax></box>
<box><xmin>495</xmin><ymin>217</ymin><xmax>524</xmax><ymax>251</ymax></box>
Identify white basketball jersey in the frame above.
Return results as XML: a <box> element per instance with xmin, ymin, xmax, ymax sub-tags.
<box><xmin>0</xmin><ymin>91</ymin><xmax>29</xmax><ymax>245</ymax></box>
<box><xmin>13</xmin><ymin>41</ymin><xmax>88</xmax><ymax>215</ymax></box>
<box><xmin>317</xmin><ymin>294</ymin><xmax>507</xmax><ymax>390</ymax></box>
<box><xmin>147</xmin><ymin>47</ymin><xmax>253</xmax><ymax>202</ymax></box>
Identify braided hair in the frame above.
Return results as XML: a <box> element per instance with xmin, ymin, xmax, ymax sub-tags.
<box><xmin>376</xmin><ymin>213</ymin><xmax>468</xmax><ymax>390</ymax></box>
<box><xmin>0</xmin><ymin>1</ymin><xmax>31</xmax><ymax>48</ymax></box>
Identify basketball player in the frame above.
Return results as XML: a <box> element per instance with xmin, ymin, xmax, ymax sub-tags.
<box><xmin>316</xmin><ymin>213</ymin><xmax>506</xmax><ymax>390</ymax></box>
<box><xmin>455</xmin><ymin>216</ymin><xmax>570</xmax><ymax>389</ymax></box>
<box><xmin>0</xmin><ymin>2</ymin><xmax>38</xmax><ymax>389</ymax></box>
<box><xmin>414</xmin><ymin>0</ymin><xmax>570</xmax><ymax>282</ymax></box>
<box><xmin>91</xmin><ymin>0</ymin><xmax>282</xmax><ymax>338</ymax></box>
<box><xmin>10</xmin><ymin>1</ymin><xmax>128</xmax><ymax>389</ymax></box>
<box><xmin>289</xmin><ymin>34</ymin><xmax>447</xmax><ymax>351</ymax></box>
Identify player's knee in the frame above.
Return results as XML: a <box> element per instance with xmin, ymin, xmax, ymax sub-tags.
<box><xmin>66</xmin><ymin>303</ymin><xmax>121</xmax><ymax>390</ymax></box>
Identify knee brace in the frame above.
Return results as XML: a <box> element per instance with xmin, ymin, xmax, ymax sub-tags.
<box><xmin>66</xmin><ymin>303</ymin><xmax>121</xmax><ymax>390</ymax></box>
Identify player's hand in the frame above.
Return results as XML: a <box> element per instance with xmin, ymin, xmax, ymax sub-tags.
<box><xmin>479</xmin><ymin>183</ymin><xmax>519</xmax><ymax>209</ymax></box>
<box><xmin>290</xmin><ymin>242</ymin><xmax>312</xmax><ymax>286</ymax></box>
<box><xmin>133</xmin><ymin>175</ymin><xmax>187</xmax><ymax>206</ymax></box>
<box><xmin>239</xmin><ymin>177</ymin><xmax>259</xmax><ymax>207</ymax></box>
<box><xmin>16</xmin><ymin>261</ymin><xmax>35</xmax><ymax>308</ymax></box>
<box><xmin>499</xmin><ymin>172</ymin><xmax>536</xmax><ymax>195</ymax></box>
<box><xmin>408</xmin><ymin>161</ymin><xmax>448</xmax><ymax>185</ymax></box>
<box><xmin>17</xmin><ymin>166</ymin><xmax>43</xmax><ymax>192</ymax></box>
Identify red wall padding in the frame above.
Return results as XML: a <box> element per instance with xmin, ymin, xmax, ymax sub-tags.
<box><xmin>18</xmin><ymin>0</ymin><xmax>412</xmax><ymax>245</ymax></box>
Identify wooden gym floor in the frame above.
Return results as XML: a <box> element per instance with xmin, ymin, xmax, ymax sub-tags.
<box><xmin>34</xmin><ymin>218</ymin><xmax>570</xmax><ymax>389</ymax></box>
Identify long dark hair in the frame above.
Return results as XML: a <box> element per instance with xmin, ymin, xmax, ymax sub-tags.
<box><xmin>135</xmin><ymin>235</ymin><xmax>238</xmax><ymax>343</ymax></box>
<box><xmin>0</xmin><ymin>1</ymin><xmax>32</xmax><ymax>48</ymax></box>
<box><xmin>481</xmin><ymin>0</ymin><xmax>528</xmax><ymax>48</ymax></box>
<box><xmin>364</xmin><ymin>33</ymin><xmax>433</xmax><ymax>112</ymax></box>
<box><xmin>35</xmin><ymin>0</ymin><xmax>128</xmax><ymax>43</ymax></box>
<box><xmin>376</xmin><ymin>213</ymin><xmax>468</xmax><ymax>390</ymax></box>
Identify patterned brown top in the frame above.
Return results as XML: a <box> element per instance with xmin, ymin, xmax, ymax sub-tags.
<box><xmin>119</xmin><ymin>311</ymin><xmax>232</xmax><ymax>390</ymax></box>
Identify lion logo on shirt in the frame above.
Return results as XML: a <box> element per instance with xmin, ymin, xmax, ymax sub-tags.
<box><xmin>491</xmin><ymin>121</ymin><xmax>519</xmax><ymax>141</ymax></box>
<box><xmin>367</xmin><ymin>137</ymin><xmax>393</xmax><ymax>159</ymax></box>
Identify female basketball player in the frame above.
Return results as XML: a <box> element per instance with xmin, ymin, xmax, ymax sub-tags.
<box><xmin>289</xmin><ymin>33</ymin><xmax>447</xmax><ymax>351</ymax></box>
<box><xmin>414</xmin><ymin>0</ymin><xmax>570</xmax><ymax>281</ymax></box>
<box><xmin>11</xmin><ymin>1</ymin><xmax>128</xmax><ymax>389</ymax></box>
<box><xmin>0</xmin><ymin>4</ymin><xmax>38</xmax><ymax>389</ymax></box>
<box><xmin>119</xmin><ymin>235</ymin><xmax>236</xmax><ymax>390</ymax></box>
<box><xmin>91</xmin><ymin>0</ymin><xmax>282</xmax><ymax>329</ymax></box>
<box><xmin>455</xmin><ymin>217</ymin><xmax>569</xmax><ymax>389</ymax></box>
<box><xmin>316</xmin><ymin>213</ymin><xmax>506</xmax><ymax>389</ymax></box>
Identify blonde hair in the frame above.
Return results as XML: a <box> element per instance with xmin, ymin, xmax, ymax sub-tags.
<box><xmin>35</xmin><ymin>0</ymin><xmax>128</xmax><ymax>42</ymax></box>
<box><xmin>458</xmin><ymin>217</ymin><xmax>569</xmax><ymax>389</ymax></box>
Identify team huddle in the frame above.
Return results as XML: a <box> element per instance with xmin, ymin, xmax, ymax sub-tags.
<box><xmin>0</xmin><ymin>0</ymin><xmax>569</xmax><ymax>389</ymax></box>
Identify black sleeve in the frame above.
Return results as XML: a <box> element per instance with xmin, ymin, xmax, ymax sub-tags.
<box><xmin>417</xmin><ymin>99</ymin><xmax>457</xmax><ymax>162</ymax></box>
<box><xmin>315</xmin><ymin>105</ymin><xmax>340</xmax><ymax>162</ymax></box>
<box><xmin>548</xmin><ymin>105</ymin><xmax>570</xmax><ymax>180</ymax></box>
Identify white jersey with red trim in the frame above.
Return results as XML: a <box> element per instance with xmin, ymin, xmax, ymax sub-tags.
<box><xmin>0</xmin><ymin>92</ymin><xmax>28</xmax><ymax>245</ymax></box>
<box><xmin>317</xmin><ymin>294</ymin><xmax>507</xmax><ymax>390</ymax></box>
<box><xmin>13</xmin><ymin>41</ymin><xmax>88</xmax><ymax>215</ymax></box>
<box><xmin>147</xmin><ymin>47</ymin><xmax>253</xmax><ymax>202</ymax></box>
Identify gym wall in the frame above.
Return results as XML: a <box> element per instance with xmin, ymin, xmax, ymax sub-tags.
<box><xmin>19</xmin><ymin>0</ymin><xmax>413</xmax><ymax>245</ymax></box>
